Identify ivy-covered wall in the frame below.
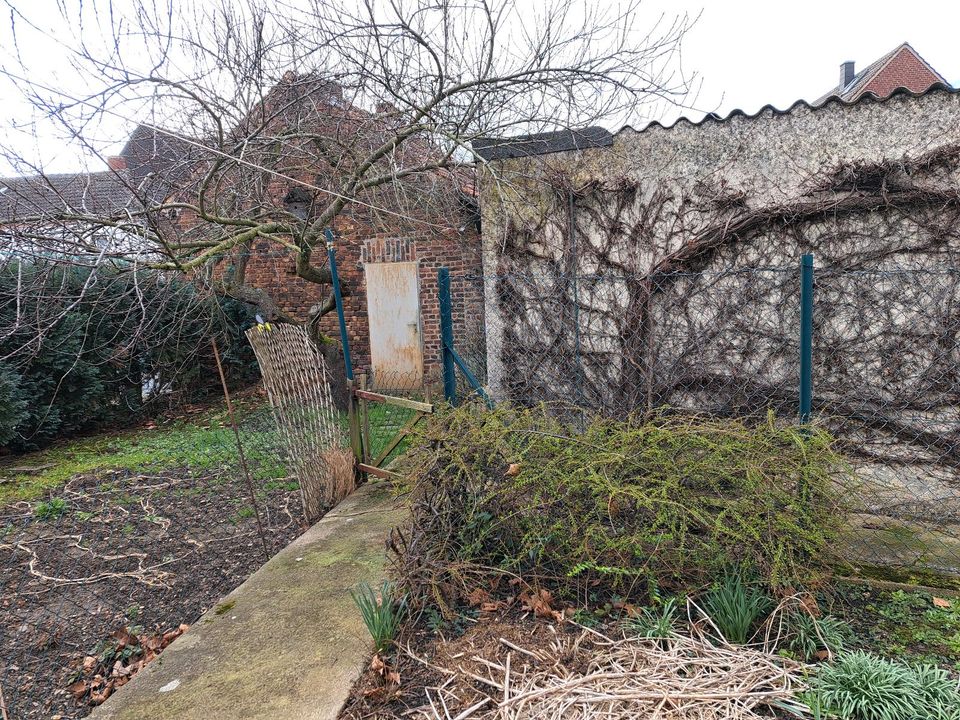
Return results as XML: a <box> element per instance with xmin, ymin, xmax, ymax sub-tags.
<box><xmin>478</xmin><ymin>87</ymin><xmax>960</xmax><ymax>564</ymax></box>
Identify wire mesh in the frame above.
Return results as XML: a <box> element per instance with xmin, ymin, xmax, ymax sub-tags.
<box><xmin>359</xmin><ymin>368</ymin><xmax>431</xmax><ymax>468</ymax></box>
<box><xmin>455</xmin><ymin>265</ymin><xmax>960</xmax><ymax>577</ymax></box>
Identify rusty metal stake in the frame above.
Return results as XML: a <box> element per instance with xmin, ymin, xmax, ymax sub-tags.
<box><xmin>212</xmin><ymin>338</ymin><xmax>270</xmax><ymax>559</ymax></box>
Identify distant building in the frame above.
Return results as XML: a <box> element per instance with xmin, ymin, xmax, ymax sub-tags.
<box><xmin>816</xmin><ymin>42</ymin><xmax>949</xmax><ymax>103</ymax></box>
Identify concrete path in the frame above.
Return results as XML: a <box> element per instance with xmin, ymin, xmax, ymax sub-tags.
<box><xmin>91</xmin><ymin>482</ymin><xmax>403</xmax><ymax>720</ymax></box>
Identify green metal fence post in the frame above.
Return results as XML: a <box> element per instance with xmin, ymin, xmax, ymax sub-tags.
<box><xmin>325</xmin><ymin>228</ymin><xmax>353</xmax><ymax>382</ymax></box>
<box><xmin>326</xmin><ymin>228</ymin><xmax>363</xmax><ymax>474</ymax></box>
<box><xmin>799</xmin><ymin>254</ymin><xmax>814</xmax><ymax>424</ymax></box>
<box><xmin>438</xmin><ymin>267</ymin><xmax>457</xmax><ymax>405</ymax></box>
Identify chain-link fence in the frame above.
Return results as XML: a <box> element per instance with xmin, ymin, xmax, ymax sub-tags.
<box><xmin>0</xmin><ymin>400</ymin><xmax>309</xmax><ymax>719</ymax></box>
<box><xmin>451</xmin><ymin>264</ymin><xmax>960</xmax><ymax>578</ymax></box>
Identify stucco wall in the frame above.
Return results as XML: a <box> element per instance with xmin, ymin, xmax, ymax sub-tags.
<box><xmin>481</xmin><ymin>87</ymin><xmax>960</xmax><ymax>398</ymax></box>
<box><xmin>478</xmin><ymin>87</ymin><xmax>960</xmax><ymax>570</ymax></box>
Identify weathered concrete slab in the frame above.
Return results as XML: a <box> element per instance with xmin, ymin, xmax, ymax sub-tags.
<box><xmin>91</xmin><ymin>482</ymin><xmax>402</xmax><ymax>720</ymax></box>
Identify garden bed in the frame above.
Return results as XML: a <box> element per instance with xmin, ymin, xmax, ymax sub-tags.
<box><xmin>0</xmin><ymin>400</ymin><xmax>309</xmax><ymax>719</ymax></box>
<box><xmin>340</xmin><ymin>579</ymin><xmax>960</xmax><ymax>719</ymax></box>
<box><xmin>340</xmin><ymin>403</ymin><xmax>960</xmax><ymax>720</ymax></box>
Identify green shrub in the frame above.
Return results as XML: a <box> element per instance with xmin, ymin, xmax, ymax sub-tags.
<box><xmin>785</xmin><ymin>611</ymin><xmax>850</xmax><ymax>661</ymax></box>
<box><xmin>351</xmin><ymin>581</ymin><xmax>407</xmax><ymax>653</ymax></box>
<box><xmin>0</xmin><ymin>363</ymin><xmax>29</xmax><ymax>447</ymax></box>
<box><xmin>0</xmin><ymin>262</ymin><xmax>258</xmax><ymax>452</ymax></box>
<box><xmin>701</xmin><ymin>572</ymin><xmax>772</xmax><ymax>644</ymax></box>
<box><xmin>394</xmin><ymin>403</ymin><xmax>850</xmax><ymax>613</ymax></box>
<box><xmin>806</xmin><ymin>652</ymin><xmax>960</xmax><ymax>720</ymax></box>
<box><xmin>910</xmin><ymin>664</ymin><xmax>960</xmax><ymax>720</ymax></box>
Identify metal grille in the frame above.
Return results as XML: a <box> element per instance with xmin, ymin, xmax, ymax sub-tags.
<box><xmin>449</xmin><ymin>264</ymin><xmax>960</xmax><ymax>577</ymax></box>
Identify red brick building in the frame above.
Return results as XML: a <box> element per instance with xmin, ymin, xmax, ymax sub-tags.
<box><xmin>167</xmin><ymin>76</ymin><xmax>484</xmax><ymax>390</ymax></box>
<box><xmin>816</xmin><ymin>42</ymin><xmax>949</xmax><ymax>103</ymax></box>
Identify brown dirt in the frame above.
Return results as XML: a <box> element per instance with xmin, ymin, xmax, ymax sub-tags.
<box><xmin>0</xmin><ymin>467</ymin><xmax>306</xmax><ymax>719</ymax></box>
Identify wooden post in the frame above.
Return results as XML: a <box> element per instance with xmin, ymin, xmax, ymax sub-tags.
<box><xmin>347</xmin><ymin>379</ymin><xmax>364</xmax><ymax>482</ymax></box>
<box><xmin>359</xmin><ymin>373</ymin><xmax>372</xmax><ymax>466</ymax></box>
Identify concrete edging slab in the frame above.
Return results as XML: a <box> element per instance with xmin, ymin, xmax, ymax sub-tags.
<box><xmin>90</xmin><ymin>482</ymin><xmax>402</xmax><ymax>720</ymax></box>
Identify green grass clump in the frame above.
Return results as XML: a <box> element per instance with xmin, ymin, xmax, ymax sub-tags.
<box><xmin>806</xmin><ymin>651</ymin><xmax>960</xmax><ymax>720</ymax></box>
<box><xmin>351</xmin><ymin>581</ymin><xmax>407</xmax><ymax>654</ymax></box>
<box><xmin>34</xmin><ymin>497</ymin><xmax>67</xmax><ymax>520</ymax></box>
<box><xmin>701</xmin><ymin>572</ymin><xmax>772</xmax><ymax>644</ymax></box>
<box><xmin>395</xmin><ymin>403</ymin><xmax>851</xmax><ymax>612</ymax></box>
<box><xmin>624</xmin><ymin>597</ymin><xmax>682</xmax><ymax>640</ymax></box>
<box><xmin>784</xmin><ymin>611</ymin><xmax>850</xmax><ymax>661</ymax></box>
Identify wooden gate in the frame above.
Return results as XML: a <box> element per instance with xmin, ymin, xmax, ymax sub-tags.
<box><xmin>351</xmin><ymin>374</ymin><xmax>432</xmax><ymax>479</ymax></box>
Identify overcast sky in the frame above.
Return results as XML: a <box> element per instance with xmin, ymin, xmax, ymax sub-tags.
<box><xmin>0</xmin><ymin>0</ymin><xmax>956</xmax><ymax>176</ymax></box>
<box><xmin>664</xmin><ymin>0</ymin><xmax>958</xmax><ymax>120</ymax></box>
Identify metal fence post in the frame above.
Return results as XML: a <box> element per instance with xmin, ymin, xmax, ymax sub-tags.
<box><xmin>325</xmin><ymin>228</ymin><xmax>353</xmax><ymax>381</ymax></box>
<box><xmin>799</xmin><ymin>254</ymin><xmax>814</xmax><ymax>424</ymax></box>
<box><xmin>438</xmin><ymin>267</ymin><xmax>457</xmax><ymax>405</ymax></box>
<box><xmin>326</xmin><ymin>229</ymin><xmax>363</xmax><ymax>473</ymax></box>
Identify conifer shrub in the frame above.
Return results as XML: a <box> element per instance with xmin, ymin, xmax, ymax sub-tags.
<box><xmin>0</xmin><ymin>262</ymin><xmax>258</xmax><ymax>451</ymax></box>
<box><xmin>392</xmin><ymin>403</ymin><xmax>851</xmax><ymax>614</ymax></box>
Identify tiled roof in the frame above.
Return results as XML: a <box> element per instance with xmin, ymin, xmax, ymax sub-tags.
<box><xmin>0</xmin><ymin>171</ymin><xmax>138</xmax><ymax>222</ymax></box>
<box><xmin>814</xmin><ymin>42</ymin><xmax>949</xmax><ymax>104</ymax></box>
<box><xmin>120</xmin><ymin>124</ymin><xmax>199</xmax><ymax>202</ymax></box>
<box><xmin>0</xmin><ymin>123</ymin><xmax>197</xmax><ymax>224</ymax></box>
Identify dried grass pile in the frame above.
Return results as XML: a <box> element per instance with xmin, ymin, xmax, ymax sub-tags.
<box><xmin>416</xmin><ymin>629</ymin><xmax>805</xmax><ymax>720</ymax></box>
<box><xmin>320</xmin><ymin>444</ymin><xmax>358</xmax><ymax>506</ymax></box>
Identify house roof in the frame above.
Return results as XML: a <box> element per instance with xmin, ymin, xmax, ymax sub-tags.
<box><xmin>120</xmin><ymin>124</ymin><xmax>199</xmax><ymax>202</ymax></box>
<box><xmin>470</xmin><ymin>83</ymin><xmax>960</xmax><ymax>161</ymax></box>
<box><xmin>0</xmin><ymin>121</ymin><xmax>200</xmax><ymax>225</ymax></box>
<box><xmin>472</xmin><ymin>127</ymin><xmax>613</xmax><ymax>161</ymax></box>
<box><xmin>0</xmin><ymin>171</ymin><xmax>138</xmax><ymax>222</ymax></box>
<box><xmin>814</xmin><ymin>42</ymin><xmax>949</xmax><ymax>104</ymax></box>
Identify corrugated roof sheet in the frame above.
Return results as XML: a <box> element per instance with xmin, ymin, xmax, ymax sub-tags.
<box><xmin>472</xmin><ymin>126</ymin><xmax>613</xmax><ymax>161</ymax></box>
<box><xmin>471</xmin><ymin>83</ymin><xmax>960</xmax><ymax>161</ymax></box>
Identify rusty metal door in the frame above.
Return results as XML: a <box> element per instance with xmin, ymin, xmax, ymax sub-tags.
<box><xmin>365</xmin><ymin>261</ymin><xmax>423</xmax><ymax>389</ymax></box>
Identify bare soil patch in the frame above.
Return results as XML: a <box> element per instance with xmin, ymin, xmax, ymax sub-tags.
<box><xmin>0</xmin><ymin>466</ymin><xmax>305</xmax><ymax>719</ymax></box>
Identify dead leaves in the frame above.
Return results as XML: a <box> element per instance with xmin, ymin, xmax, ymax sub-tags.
<box><xmin>519</xmin><ymin>588</ymin><xmax>564</xmax><ymax>623</ymax></box>
<box><xmin>466</xmin><ymin>587</ymin><xmax>510</xmax><ymax>614</ymax></box>
<box><xmin>465</xmin><ymin>582</ymin><xmax>566</xmax><ymax>622</ymax></box>
<box><xmin>67</xmin><ymin>624</ymin><xmax>188</xmax><ymax>706</ymax></box>
<box><xmin>362</xmin><ymin>653</ymin><xmax>401</xmax><ymax>701</ymax></box>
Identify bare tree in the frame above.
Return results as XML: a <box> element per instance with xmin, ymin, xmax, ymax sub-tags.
<box><xmin>0</xmin><ymin>0</ymin><xmax>695</xmax><ymax>360</ymax></box>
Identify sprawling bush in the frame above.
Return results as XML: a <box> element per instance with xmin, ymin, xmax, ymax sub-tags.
<box><xmin>392</xmin><ymin>403</ymin><xmax>851</xmax><ymax>614</ymax></box>
<box><xmin>0</xmin><ymin>262</ymin><xmax>258</xmax><ymax>452</ymax></box>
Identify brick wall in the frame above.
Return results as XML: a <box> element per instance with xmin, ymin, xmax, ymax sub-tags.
<box><xmin>859</xmin><ymin>49</ymin><xmax>943</xmax><ymax>99</ymax></box>
<box><xmin>241</xmin><ymin>220</ymin><xmax>484</xmax><ymax>385</ymax></box>
<box><xmin>166</xmin><ymin>75</ymin><xmax>485</xmax><ymax>388</ymax></box>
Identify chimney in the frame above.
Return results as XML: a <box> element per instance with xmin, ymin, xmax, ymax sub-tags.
<box><xmin>107</xmin><ymin>156</ymin><xmax>127</xmax><ymax>171</ymax></box>
<box><xmin>840</xmin><ymin>61</ymin><xmax>856</xmax><ymax>89</ymax></box>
